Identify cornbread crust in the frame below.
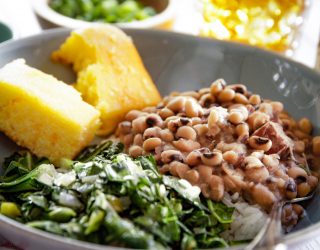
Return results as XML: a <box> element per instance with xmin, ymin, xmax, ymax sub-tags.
<box><xmin>52</xmin><ymin>25</ymin><xmax>161</xmax><ymax>135</ymax></box>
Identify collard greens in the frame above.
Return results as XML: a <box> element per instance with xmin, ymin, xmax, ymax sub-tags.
<box><xmin>0</xmin><ymin>141</ymin><xmax>234</xmax><ymax>249</ymax></box>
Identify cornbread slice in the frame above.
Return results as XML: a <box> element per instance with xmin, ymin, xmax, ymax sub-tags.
<box><xmin>52</xmin><ymin>26</ymin><xmax>161</xmax><ymax>135</ymax></box>
<box><xmin>0</xmin><ymin>59</ymin><xmax>100</xmax><ymax>163</ymax></box>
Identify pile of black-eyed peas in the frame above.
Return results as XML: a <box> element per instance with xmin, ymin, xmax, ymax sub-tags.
<box><xmin>116</xmin><ymin>79</ymin><xmax>319</xmax><ymax>216</ymax></box>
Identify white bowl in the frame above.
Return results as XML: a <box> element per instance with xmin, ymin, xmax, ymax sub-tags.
<box><xmin>32</xmin><ymin>0</ymin><xmax>177</xmax><ymax>29</ymax></box>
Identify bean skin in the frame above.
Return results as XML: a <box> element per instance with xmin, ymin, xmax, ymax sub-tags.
<box><xmin>125</xmin><ymin>110</ymin><xmax>146</xmax><ymax>121</ymax></box>
<box><xmin>185</xmin><ymin>98</ymin><xmax>203</xmax><ymax>117</ymax></box>
<box><xmin>248</xmin><ymin>136</ymin><xmax>272</xmax><ymax>152</ymax></box>
<box><xmin>197</xmin><ymin>165</ymin><xmax>213</xmax><ymax>183</ymax></box>
<box><xmin>209</xmin><ymin>175</ymin><xmax>224</xmax><ymax>201</ymax></box>
<box><xmin>176</xmin><ymin>126</ymin><xmax>197</xmax><ymax>141</ymax></box>
<box><xmin>143</xmin><ymin>138</ymin><xmax>162</xmax><ymax>152</ymax></box>
<box><xmin>129</xmin><ymin>145</ymin><xmax>143</xmax><ymax>158</ymax></box>
<box><xmin>159</xmin><ymin>108</ymin><xmax>175</xmax><ymax>119</ymax></box>
<box><xmin>161</xmin><ymin>150</ymin><xmax>184</xmax><ymax>163</ymax></box>
<box><xmin>143</xmin><ymin>127</ymin><xmax>161</xmax><ymax>140</ymax></box>
<box><xmin>210</xmin><ymin>79</ymin><xmax>226</xmax><ymax>96</ymax></box>
<box><xmin>167</xmin><ymin>97</ymin><xmax>186</xmax><ymax>112</ymax></box>
<box><xmin>132</xmin><ymin>117</ymin><xmax>147</xmax><ymax>134</ymax></box>
<box><xmin>170</xmin><ymin>161</ymin><xmax>190</xmax><ymax>179</ymax></box>
<box><xmin>186</xmin><ymin>150</ymin><xmax>202</xmax><ymax>166</ymax></box>
<box><xmin>184</xmin><ymin>169</ymin><xmax>200</xmax><ymax>185</ymax></box>
<box><xmin>173</xmin><ymin>139</ymin><xmax>201</xmax><ymax>152</ymax></box>
<box><xmin>200</xmin><ymin>150</ymin><xmax>223</xmax><ymax>166</ymax></box>
<box><xmin>251</xmin><ymin>184</ymin><xmax>276</xmax><ymax>210</ymax></box>
<box><xmin>160</xmin><ymin>129</ymin><xmax>174</xmax><ymax>142</ymax></box>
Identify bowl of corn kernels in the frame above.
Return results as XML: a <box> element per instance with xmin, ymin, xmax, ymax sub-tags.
<box><xmin>198</xmin><ymin>0</ymin><xmax>308</xmax><ymax>55</ymax></box>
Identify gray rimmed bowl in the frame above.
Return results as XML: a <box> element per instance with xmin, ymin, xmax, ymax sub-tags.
<box><xmin>0</xmin><ymin>28</ymin><xmax>320</xmax><ymax>250</ymax></box>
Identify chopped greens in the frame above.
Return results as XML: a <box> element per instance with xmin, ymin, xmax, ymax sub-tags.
<box><xmin>0</xmin><ymin>141</ymin><xmax>234</xmax><ymax>249</ymax></box>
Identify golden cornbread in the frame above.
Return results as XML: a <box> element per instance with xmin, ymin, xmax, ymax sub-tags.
<box><xmin>52</xmin><ymin>26</ymin><xmax>161</xmax><ymax>135</ymax></box>
<box><xmin>0</xmin><ymin>59</ymin><xmax>100</xmax><ymax>162</ymax></box>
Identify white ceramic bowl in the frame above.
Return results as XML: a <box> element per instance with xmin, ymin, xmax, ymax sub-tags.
<box><xmin>32</xmin><ymin>0</ymin><xmax>177</xmax><ymax>29</ymax></box>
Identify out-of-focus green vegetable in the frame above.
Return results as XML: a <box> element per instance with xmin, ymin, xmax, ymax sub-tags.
<box><xmin>49</xmin><ymin>0</ymin><xmax>157</xmax><ymax>23</ymax></box>
<box><xmin>0</xmin><ymin>141</ymin><xmax>234</xmax><ymax>249</ymax></box>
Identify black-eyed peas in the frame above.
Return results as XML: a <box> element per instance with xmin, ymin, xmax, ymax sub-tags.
<box><xmin>184</xmin><ymin>169</ymin><xmax>200</xmax><ymax>185</ymax></box>
<box><xmin>129</xmin><ymin>145</ymin><xmax>143</xmax><ymax>158</ymax></box>
<box><xmin>200</xmin><ymin>150</ymin><xmax>223</xmax><ymax>166</ymax></box>
<box><xmin>117</xmin><ymin>121</ymin><xmax>132</xmax><ymax>134</ymax></box>
<box><xmin>185</xmin><ymin>98</ymin><xmax>203</xmax><ymax>117</ymax></box>
<box><xmin>297</xmin><ymin>182</ymin><xmax>311</xmax><ymax>197</ymax></box>
<box><xmin>248</xmin><ymin>94</ymin><xmax>261</xmax><ymax>105</ymax></box>
<box><xmin>248</xmin><ymin>136</ymin><xmax>272</xmax><ymax>152</ymax></box>
<box><xmin>251</xmin><ymin>184</ymin><xmax>276</xmax><ymax>210</ymax></box>
<box><xmin>234</xmin><ymin>93</ymin><xmax>249</xmax><ymax>104</ymax></box>
<box><xmin>227</xmin><ymin>84</ymin><xmax>247</xmax><ymax>94</ymax></box>
<box><xmin>143</xmin><ymin>127</ymin><xmax>161</xmax><ymax>140</ymax></box>
<box><xmin>208</xmin><ymin>109</ymin><xmax>219</xmax><ymax>128</ymax></box>
<box><xmin>159</xmin><ymin>107</ymin><xmax>175</xmax><ymax>119</ymax></box>
<box><xmin>161</xmin><ymin>150</ymin><xmax>184</xmax><ymax>163</ymax></box>
<box><xmin>171</xmin><ymin>161</ymin><xmax>191</xmax><ymax>179</ymax></box>
<box><xmin>133</xmin><ymin>134</ymin><xmax>143</xmax><ymax>146</ymax></box>
<box><xmin>199</xmin><ymin>93</ymin><xmax>215</xmax><ymax>108</ymax></box>
<box><xmin>159</xmin><ymin>129</ymin><xmax>174</xmax><ymax>142</ymax></box>
<box><xmin>197</xmin><ymin>165</ymin><xmax>213</xmax><ymax>183</ymax></box>
<box><xmin>176</xmin><ymin>126</ymin><xmax>197</xmax><ymax>141</ymax></box>
<box><xmin>287</xmin><ymin>166</ymin><xmax>308</xmax><ymax>180</ymax></box>
<box><xmin>312</xmin><ymin>136</ymin><xmax>320</xmax><ymax>155</ymax></box>
<box><xmin>298</xmin><ymin>118</ymin><xmax>312</xmax><ymax>134</ymax></box>
<box><xmin>132</xmin><ymin>116</ymin><xmax>148</xmax><ymax>134</ymax></box>
<box><xmin>143</xmin><ymin>137</ymin><xmax>162</xmax><ymax>152</ymax></box>
<box><xmin>145</xmin><ymin>114</ymin><xmax>163</xmax><ymax>128</ymax></box>
<box><xmin>186</xmin><ymin>150</ymin><xmax>202</xmax><ymax>166</ymax></box>
<box><xmin>172</xmin><ymin>139</ymin><xmax>201</xmax><ymax>152</ymax></box>
<box><xmin>222</xmin><ymin>151</ymin><xmax>239</xmax><ymax>165</ymax></box>
<box><xmin>125</xmin><ymin>110</ymin><xmax>146</xmax><ymax>121</ymax></box>
<box><xmin>116</xmin><ymin>79</ymin><xmax>319</xmax><ymax>209</ymax></box>
<box><xmin>270</xmin><ymin>101</ymin><xmax>284</xmax><ymax>114</ymax></box>
<box><xmin>218</xmin><ymin>88</ymin><xmax>236</xmax><ymax>102</ymax></box>
<box><xmin>166</xmin><ymin>96</ymin><xmax>186</xmax><ymax>113</ymax></box>
<box><xmin>210</xmin><ymin>78</ymin><xmax>226</xmax><ymax>96</ymax></box>
<box><xmin>193</xmin><ymin>124</ymin><xmax>209</xmax><ymax>136</ymax></box>
<box><xmin>245</xmin><ymin>166</ymin><xmax>269</xmax><ymax>183</ymax></box>
<box><xmin>209</xmin><ymin>175</ymin><xmax>224</xmax><ymax>201</ymax></box>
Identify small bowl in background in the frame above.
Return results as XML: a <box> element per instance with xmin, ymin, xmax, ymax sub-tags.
<box><xmin>32</xmin><ymin>0</ymin><xmax>177</xmax><ymax>29</ymax></box>
<box><xmin>0</xmin><ymin>22</ymin><xmax>13</xmax><ymax>43</ymax></box>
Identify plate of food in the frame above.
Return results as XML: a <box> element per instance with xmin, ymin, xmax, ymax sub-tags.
<box><xmin>0</xmin><ymin>25</ymin><xmax>320</xmax><ymax>250</ymax></box>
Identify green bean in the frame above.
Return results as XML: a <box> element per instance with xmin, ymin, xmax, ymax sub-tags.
<box><xmin>49</xmin><ymin>0</ymin><xmax>157</xmax><ymax>23</ymax></box>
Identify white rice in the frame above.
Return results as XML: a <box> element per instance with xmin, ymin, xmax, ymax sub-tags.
<box><xmin>221</xmin><ymin>192</ymin><xmax>267</xmax><ymax>241</ymax></box>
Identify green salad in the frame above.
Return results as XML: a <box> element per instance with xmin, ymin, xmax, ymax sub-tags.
<box><xmin>49</xmin><ymin>0</ymin><xmax>157</xmax><ymax>23</ymax></box>
<box><xmin>0</xmin><ymin>141</ymin><xmax>235</xmax><ymax>249</ymax></box>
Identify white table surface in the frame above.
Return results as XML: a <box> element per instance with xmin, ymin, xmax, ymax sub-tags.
<box><xmin>0</xmin><ymin>0</ymin><xmax>320</xmax><ymax>250</ymax></box>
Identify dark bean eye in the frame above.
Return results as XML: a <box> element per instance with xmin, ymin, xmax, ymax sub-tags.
<box><xmin>256</xmin><ymin>137</ymin><xmax>269</xmax><ymax>145</ymax></box>
<box><xmin>180</xmin><ymin>118</ymin><xmax>189</xmax><ymax>125</ymax></box>
<box><xmin>203</xmin><ymin>152</ymin><xmax>214</xmax><ymax>159</ymax></box>
<box><xmin>296</xmin><ymin>176</ymin><xmax>307</xmax><ymax>184</ymax></box>
<box><xmin>169</xmin><ymin>154</ymin><xmax>183</xmax><ymax>162</ymax></box>
<box><xmin>146</xmin><ymin>117</ymin><xmax>156</xmax><ymax>127</ymax></box>
<box><xmin>233</xmin><ymin>86</ymin><xmax>245</xmax><ymax>94</ymax></box>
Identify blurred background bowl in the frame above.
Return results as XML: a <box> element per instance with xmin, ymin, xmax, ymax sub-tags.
<box><xmin>32</xmin><ymin>0</ymin><xmax>176</xmax><ymax>29</ymax></box>
<box><xmin>0</xmin><ymin>22</ymin><xmax>13</xmax><ymax>43</ymax></box>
